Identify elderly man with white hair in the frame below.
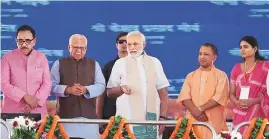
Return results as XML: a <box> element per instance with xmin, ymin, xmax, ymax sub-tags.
<box><xmin>107</xmin><ymin>31</ymin><xmax>170</xmax><ymax>139</ymax></box>
<box><xmin>51</xmin><ymin>34</ymin><xmax>105</xmax><ymax>139</ymax></box>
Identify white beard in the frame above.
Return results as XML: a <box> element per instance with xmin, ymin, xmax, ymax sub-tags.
<box><xmin>129</xmin><ymin>48</ymin><xmax>144</xmax><ymax>58</ymax></box>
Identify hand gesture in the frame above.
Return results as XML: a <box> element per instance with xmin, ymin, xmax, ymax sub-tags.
<box><xmin>190</xmin><ymin>107</ymin><xmax>203</xmax><ymax>119</ymax></box>
<box><xmin>23</xmin><ymin>94</ymin><xmax>39</xmax><ymax>108</ymax></box>
<box><xmin>238</xmin><ymin>99</ymin><xmax>249</xmax><ymax>110</ymax></box>
<box><xmin>158</xmin><ymin>117</ymin><xmax>166</xmax><ymax>135</ymax></box>
<box><xmin>24</xmin><ymin>104</ymin><xmax>32</xmax><ymax>113</ymax></box>
<box><xmin>120</xmin><ymin>85</ymin><xmax>131</xmax><ymax>95</ymax></box>
<box><xmin>197</xmin><ymin>113</ymin><xmax>208</xmax><ymax>122</ymax></box>
<box><xmin>75</xmin><ymin>83</ymin><xmax>87</xmax><ymax>95</ymax></box>
<box><xmin>66</xmin><ymin>84</ymin><xmax>82</xmax><ymax>96</ymax></box>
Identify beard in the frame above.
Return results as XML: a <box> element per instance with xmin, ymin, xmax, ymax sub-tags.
<box><xmin>129</xmin><ymin>48</ymin><xmax>144</xmax><ymax>58</ymax></box>
<box><xmin>199</xmin><ymin>62</ymin><xmax>213</xmax><ymax>70</ymax></box>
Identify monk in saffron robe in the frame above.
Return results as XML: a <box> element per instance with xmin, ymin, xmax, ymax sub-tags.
<box><xmin>177</xmin><ymin>43</ymin><xmax>229</xmax><ymax>139</ymax></box>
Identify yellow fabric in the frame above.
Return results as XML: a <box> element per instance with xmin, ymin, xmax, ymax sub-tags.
<box><xmin>177</xmin><ymin>66</ymin><xmax>229</xmax><ymax>139</ymax></box>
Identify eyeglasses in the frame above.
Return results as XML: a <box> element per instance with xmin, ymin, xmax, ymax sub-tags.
<box><xmin>117</xmin><ymin>40</ymin><xmax>127</xmax><ymax>44</ymax></box>
<box><xmin>16</xmin><ymin>38</ymin><xmax>34</xmax><ymax>45</ymax></box>
<box><xmin>70</xmin><ymin>45</ymin><xmax>87</xmax><ymax>51</ymax></box>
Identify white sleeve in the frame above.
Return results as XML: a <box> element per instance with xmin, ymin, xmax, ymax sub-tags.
<box><xmin>106</xmin><ymin>59</ymin><xmax>127</xmax><ymax>88</ymax></box>
<box><xmin>152</xmin><ymin>57</ymin><xmax>170</xmax><ymax>90</ymax></box>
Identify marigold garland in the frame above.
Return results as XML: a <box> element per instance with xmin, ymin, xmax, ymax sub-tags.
<box><xmin>244</xmin><ymin>117</ymin><xmax>269</xmax><ymax>139</ymax></box>
<box><xmin>264</xmin><ymin>126</ymin><xmax>269</xmax><ymax>137</ymax></box>
<box><xmin>113</xmin><ymin>117</ymin><xmax>126</xmax><ymax>139</ymax></box>
<box><xmin>169</xmin><ymin>117</ymin><xmax>201</xmax><ymax>139</ymax></box>
<box><xmin>169</xmin><ymin>118</ymin><xmax>183</xmax><ymax>139</ymax></box>
<box><xmin>124</xmin><ymin>124</ymin><xmax>136</xmax><ymax>139</ymax></box>
<box><xmin>37</xmin><ymin>115</ymin><xmax>69</xmax><ymax>139</ymax></box>
<box><xmin>192</xmin><ymin>126</ymin><xmax>202</xmax><ymax>139</ymax></box>
<box><xmin>57</xmin><ymin>123</ymin><xmax>69</xmax><ymax>139</ymax></box>
<box><xmin>182</xmin><ymin>116</ymin><xmax>195</xmax><ymax>138</ymax></box>
<box><xmin>244</xmin><ymin>118</ymin><xmax>257</xmax><ymax>139</ymax></box>
<box><xmin>100</xmin><ymin>116</ymin><xmax>115</xmax><ymax>139</ymax></box>
<box><xmin>256</xmin><ymin>118</ymin><xmax>268</xmax><ymax>139</ymax></box>
<box><xmin>47</xmin><ymin>115</ymin><xmax>59</xmax><ymax>139</ymax></box>
<box><xmin>101</xmin><ymin>116</ymin><xmax>136</xmax><ymax>139</ymax></box>
<box><xmin>37</xmin><ymin>115</ymin><xmax>48</xmax><ymax>137</ymax></box>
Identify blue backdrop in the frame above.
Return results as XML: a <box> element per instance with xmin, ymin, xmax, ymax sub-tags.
<box><xmin>1</xmin><ymin>1</ymin><xmax>269</xmax><ymax>98</ymax></box>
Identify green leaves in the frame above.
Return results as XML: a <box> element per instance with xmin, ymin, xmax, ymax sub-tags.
<box><xmin>44</xmin><ymin>116</ymin><xmax>53</xmax><ymax>133</ymax></box>
<box><xmin>114</xmin><ymin>115</ymin><xmax>122</xmax><ymax>124</ymax></box>
<box><xmin>122</xmin><ymin>126</ymin><xmax>132</xmax><ymax>139</ymax></box>
<box><xmin>250</xmin><ymin>117</ymin><xmax>263</xmax><ymax>139</ymax></box>
<box><xmin>263</xmin><ymin>127</ymin><xmax>269</xmax><ymax>138</ymax></box>
<box><xmin>189</xmin><ymin>131</ymin><xmax>196</xmax><ymax>139</ymax></box>
<box><xmin>40</xmin><ymin>115</ymin><xmax>62</xmax><ymax>138</ymax></box>
<box><xmin>11</xmin><ymin>127</ymin><xmax>37</xmax><ymax>139</ymax></box>
<box><xmin>175</xmin><ymin>118</ymin><xmax>188</xmax><ymax>139</ymax></box>
<box><xmin>107</xmin><ymin>116</ymin><xmax>123</xmax><ymax>139</ymax></box>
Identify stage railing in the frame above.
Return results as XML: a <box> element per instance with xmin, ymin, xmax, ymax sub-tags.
<box><xmin>232</xmin><ymin>121</ymin><xmax>269</xmax><ymax>132</ymax></box>
<box><xmin>57</xmin><ymin>119</ymin><xmax>217</xmax><ymax>139</ymax></box>
<box><xmin>1</xmin><ymin>119</ymin><xmax>12</xmax><ymax>139</ymax></box>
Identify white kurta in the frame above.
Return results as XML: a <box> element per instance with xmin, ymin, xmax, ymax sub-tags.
<box><xmin>107</xmin><ymin>54</ymin><xmax>170</xmax><ymax>134</ymax></box>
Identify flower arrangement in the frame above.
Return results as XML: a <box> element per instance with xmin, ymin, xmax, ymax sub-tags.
<box><xmin>36</xmin><ymin>115</ymin><xmax>69</xmax><ymax>139</ymax></box>
<box><xmin>244</xmin><ymin>117</ymin><xmax>269</xmax><ymax>139</ymax></box>
<box><xmin>218</xmin><ymin>131</ymin><xmax>232</xmax><ymax>139</ymax></box>
<box><xmin>169</xmin><ymin>117</ymin><xmax>202</xmax><ymax>139</ymax></box>
<box><xmin>101</xmin><ymin>115</ymin><xmax>136</xmax><ymax>139</ymax></box>
<box><xmin>217</xmin><ymin>131</ymin><xmax>242</xmax><ymax>139</ymax></box>
<box><xmin>216</xmin><ymin>118</ymin><xmax>269</xmax><ymax>139</ymax></box>
<box><xmin>10</xmin><ymin>116</ymin><xmax>38</xmax><ymax>139</ymax></box>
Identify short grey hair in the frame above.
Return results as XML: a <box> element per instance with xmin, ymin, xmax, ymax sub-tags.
<box><xmin>127</xmin><ymin>31</ymin><xmax>146</xmax><ymax>42</ymax></box>
<box><xmin>69</xmin><ymin>34</ymin><xmax>88</xmax><ymax>45</ymax></box>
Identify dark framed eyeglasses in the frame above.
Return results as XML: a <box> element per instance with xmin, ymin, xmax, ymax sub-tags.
<box><xmin>117</xmin><ymin>40</ymin><xmax>127</xmax><ymax>44</ymax></box>
<box><xmin>70</xmin><ymin>45</ymin><xmax>87</xmax><ymax>51</ymax></box>
<box><xmin>16</xmin><ymin>38</ymin><xmax>34</xmax><ymax>45</ymax></box>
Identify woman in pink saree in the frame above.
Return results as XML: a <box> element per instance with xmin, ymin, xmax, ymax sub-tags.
<box><xmin>229</xmin><ymin>36</ymin><xmax>269</xmax><ymax>134</ymax></box>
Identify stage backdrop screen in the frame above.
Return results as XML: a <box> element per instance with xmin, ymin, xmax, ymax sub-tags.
<box><xmin>1</xmin><ymin>1</ymin><xmax>269</xmax><ymax>99</ymax></box>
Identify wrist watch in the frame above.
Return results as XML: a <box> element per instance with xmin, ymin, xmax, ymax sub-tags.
<box><xmin>159</xmin><ymin>116</ymin><xmax>167</xmax><ymax>120</ymax></box>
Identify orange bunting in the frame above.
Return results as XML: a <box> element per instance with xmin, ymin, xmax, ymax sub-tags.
<box><xmin>244</xmin><ymin>118</ymin><xmax>268</xmax><ymax>139</ymax></box>
<box><xmin>101</xmin><ymin>116</ymin><xmax>136</xmax><ymax>139</ymax></box>
<box><xmin>169</xmin><ymin>117</ymin><xmax>201</xmax><ymax>139</ymax></box>
<box><xmin>36</xmin><ymin>115</ymin><xmax>69</xmax><ymax>139</ymax></box>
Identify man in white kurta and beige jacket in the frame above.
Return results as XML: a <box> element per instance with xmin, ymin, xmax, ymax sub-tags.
<box><xmin>106</xmin><ymin>31</ymin><xmax>170</xmax><ymax>139</ymax></box>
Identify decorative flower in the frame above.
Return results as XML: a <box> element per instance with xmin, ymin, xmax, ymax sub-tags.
<box><xmin>220</xmin><ymin>131</ymin><xmax>231</xmax><ymax>139</ymax></box>
<box><xmin>230</xmin><ymin>131</ymin><xmax>242</xmax><ymax>139</ymax></box>
<box><xmin>37</xmin><ymin>115</ymin><xmax>69</xmax><ymax>139</ymax></box>
<box><xmin>10</xmin><ymin>116</ymin><xmax>37</xmax><ymax>139</ymax></box>
<box><xmin>41</xmin><ymin>132</ymin><xmax>48</xmax><ymax>138</ymax></box>
<box><xmin>169</xmin><ymin>117</ymin><xmax>200</xmax><ymax>139</ymax></box>
<box><xmin>25</xmin><ymin>119</ymin><xmax>29</xmax><ymax>125</ymax></box>
<box><xmin>12</xmin><ymin>121</ymin><xmax>18</xmax><ymax>127</ymax></box>
<box><xmin>101</xmin><ymin>116</ymin><xmax>136</xmax><ymax>139</ymax></box>
<box><xmin>217</xmin><ymin>131</ymin><xmax>242</xmax><ymax>139</ymax></box>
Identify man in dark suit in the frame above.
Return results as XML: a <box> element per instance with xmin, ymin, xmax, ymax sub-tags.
<box><xmin>96</xmin><ymin>32</ymin><xmax>128</xmax><ymax>133</ymax></box>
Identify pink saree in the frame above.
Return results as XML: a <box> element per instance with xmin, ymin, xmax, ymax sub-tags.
<box><xmin>230</xmin><ymin>61</ymin><xmax>269</xmax><ymax>134</ymax></box>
